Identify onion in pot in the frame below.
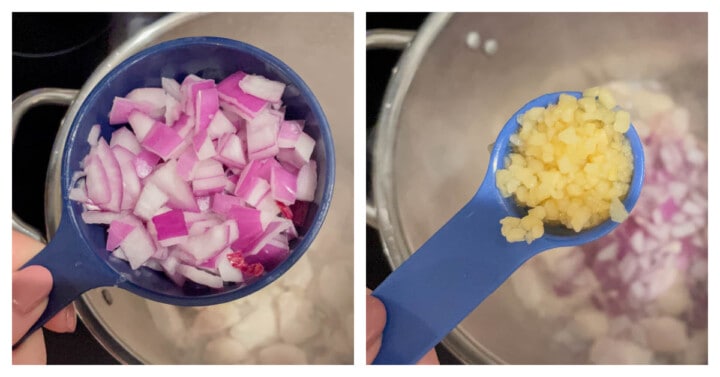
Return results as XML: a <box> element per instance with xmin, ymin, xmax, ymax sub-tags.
<box><xmin>509</xmin><ymin>83</ymin><xmax>707</xmax><ymax>364</ymax></box>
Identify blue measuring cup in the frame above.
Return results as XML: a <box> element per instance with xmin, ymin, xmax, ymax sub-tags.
<box><xmin>13</xmin><ymin>37</ymin><xmax>335</xmax><ymax>347</ymax></box>
<box><xmin>371</xmin><ymin>91</ymin><xmax>645</xmax><ymax>364</ymax></box>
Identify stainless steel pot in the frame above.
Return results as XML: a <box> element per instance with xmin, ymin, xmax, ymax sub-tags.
<box><xmin>13</xmin><ymin>12</ymin><xmax>353</xmax><ymax>364</ymax></box>
<box><xmin>367</xmin><ymin>12</ymin><xmax>707</xmax><ymax>364</ymax></box>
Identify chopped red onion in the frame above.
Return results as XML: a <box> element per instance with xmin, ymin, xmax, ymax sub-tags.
<box><xmin>133</xmin><ymin>150</ymin><xmax>161</xmax><ymax>179</ymax></box>
<box><xmin>106</xmin><ymin>219</ymin><xmax>137</xmax><ymax>250</ymax></box>
<box><xmin>88</xmin><ymin>124</ymin><xmax>102</xmax><ymax>146</ymax></box>
<box><xmin>70</xmin><ymin>70</ymin><xmax>318</xmax><ymax>289</ymax></box>
<box><xmin>277</xmin><ymin>120</ymin><xmax>303</xmax><ymax>148</ymax></box>
<box><xmin>120</xmin><ymin>225</ymin><xmax>156</xmax><ymax>269</ymax></box>
<box><xmin>217</xmin><ymin>72</ymin><xmax>269</xmax><ymax>119</ymax></box>
<box><xmin>193</xmin><ymin>128</ymin><xmax>217</xmax><ymax>160</ymax></box>
<box><xmin>133</xmin><ymin>182</ymin><xmax>169</xmax><ymax>221</ymax></box>
<box><xmin>110</xmin><ymin>127</ymin><xmax>142</xmax><ymax>155</ymax></box>
<box><xmin>238</xmin><ymin>74</ymin><xmax>286</xmax><ymax>103</ymax></box>
<box><xmin>195</xmin><ymin>88</ymin><xmax>219</xmax><ymax>133</ymax></box>
<box><xmin>109</xmin><ymin>97</ymin><xmax>157</xmax><ymax>125</ymax></box>
<box><xmin>141</xmin><ymin>122</ymin><xmax>184</xmax><ymax>161</ymax></box>
<box><xmin>177</xmin><ymin>264</ymin><xmax>223</xmax><ymax>289</ymax></box>
<box><xmin>93</xmin><ymin>139</ymin><xmax>123</xmax><ymax>213</ymax></box>
<box><xmin>164</xmin><ymin>94</ymin><xmax>182</xmax><ymax>126</ymax></box>
<box><xmin>84</xmin><ymin>154</ymin><xmax>110</xmax><ymax>205</ymax></box>
<box><xmin>270</xmin><ymin>164</ymin><xmax>297</xmax><ymax>205</ymax></box>
<box><xmin>295</xmin><ymin>160</ymin><xmax>317</xmax><ymax>202</ymax></box>
<box><xmin>161</xmin><ymin>77</ymin><xmax>182</xmax><ymax>101</ymax></box>
<box><xmin>152</xmin><ymin>209</ymin><xmax>189</xmax><ymax>242</ymax></box>
<box><xmin>215</xmin><ymin>133</ymin><xmax>247</xmax><ymax>168</ymax></box>
<box><xmin>112</xmin><ymin>146</ymin><xmax>141</xmax><ymax>210</ymax></box>
<box><xmin>127</xmin><ymin>111</ymin><xmax>156</xmax><ymax>142</ymax></box>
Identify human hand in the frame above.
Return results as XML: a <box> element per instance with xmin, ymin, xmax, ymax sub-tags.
<box><xmin>366</xmin><ymin>288</ymin><xmax>439</xmax><ymax>365</ymax></box>
<box><xmin>12</xmin><ymin>230</ymin><xmax>77</xmax><ymax>364</ymax></box>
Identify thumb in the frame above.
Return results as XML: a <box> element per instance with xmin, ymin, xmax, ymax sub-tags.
<box><xmin>12</xmin><ymin>266</ymin><xmax>53</xmax><ymax>344</ymax></box>
<box><xmin>366</xmin><ymin>289</ymin><xmax>386</xmax><ymax>364</ymax></box>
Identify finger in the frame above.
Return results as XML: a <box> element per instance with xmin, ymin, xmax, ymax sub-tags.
<box><xmin>12</xmin><ymin>231</ymin><xmax>45</xmax><ymax>271</ymax></box>
<box><xmin>366</xmin><ymin>333</ymin><xmax>382</xmax><ymax>364</ymax></box>
<box><xmin>366</xmin><ymin>290</ymin><xmax>386</xmax><ymax>344</ymax></box>
<box><xmin>417</xmin><ymin>348</ymin><xmax>440</xmax><ymax>365</ymax></box>
<box><xmin>366</xmin><ymin>289</ymin><xmax>387</xmax><ymax>364</ymax></box>
<box><xmin>12</xmin><ymin>266</ymin><xmax>53</xmax><ymax>344</ymax></box>
<box><xmin>44</xmin><ymin>305</ymin><xmax>77</xmax><ymax>333</ymax></box>
<box><xmin>12</xmin><ymin>330</ymin><xmax>47</xmax><ymax>365</ymax></box>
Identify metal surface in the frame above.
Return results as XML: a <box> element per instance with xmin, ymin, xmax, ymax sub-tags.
<box><xmin>42</xmin><ymin>12</ymin><xmax>353</xmax><ymax>364</ymax></box>
<box><xmin>370</xmin><ymin>12</ymin><xmax>707</xmax><ymax>364</ymax></box>
<box><xmin>12</xmin><ymin>88</ymin><xmax>78</xmax><ymax>244</ymax></box>
<box><xmin>365</xmin><ymin>29</ymin><xmax>416</xmax><ymax>229</ymax></box>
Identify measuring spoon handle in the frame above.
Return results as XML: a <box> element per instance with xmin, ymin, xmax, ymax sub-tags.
<box><xmin>371</xmin><ymin>184</ymin><xmax>547</xmax><ymax>364</ymax></box>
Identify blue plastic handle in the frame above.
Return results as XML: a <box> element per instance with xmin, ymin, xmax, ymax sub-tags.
<box><xmin>13</xmin><ymin>216</ymin><xmax>119</xmax><ymax>348</ymax></box>
<box><xmin>371</xmin><ymin>91</ymin><xmax>645</xmax><ymax>364</ymax></box>
<box><xmin>372</xmin><ymin>177</ymin><xmax>547</xmax><ymax>364</ymax></box>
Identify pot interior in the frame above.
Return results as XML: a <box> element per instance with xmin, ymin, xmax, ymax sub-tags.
<box><xmin>388</xmin><ymin>13</ymin><xmax>707</xmax><ymax>364</ymax></box>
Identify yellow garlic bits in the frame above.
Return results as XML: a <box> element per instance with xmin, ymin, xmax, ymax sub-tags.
<box><xmin>497</xmin><ymin>88</ymin><xmax>633</xmax><ymax>244</ymax></box>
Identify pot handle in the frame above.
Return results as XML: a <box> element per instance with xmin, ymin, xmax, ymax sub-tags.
<box><xmin>12</xmin><ymin>88</ymin><xmax>78</xmax><ymax>242</ymax></box>
<box><xmin>366</xmin><ymin>29</ymin><xmax>415</xmax><ymax>228</ymax></box>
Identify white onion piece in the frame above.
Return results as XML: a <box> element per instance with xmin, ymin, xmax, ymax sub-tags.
<box><xmin>87</xmin><ymin>124</ymin><xmax>101</xmax><ymax>146</ymax></box>
<box><xmin>133</xmin><ymin>182</ymin><xmax>169</xmax><ymax>221</ymax></box>
<box><xmin>109</xmin><ymin>127</ymin><xmax>142</xmax><ymax>155</ymax></box>
<box><xmin>177</xmin><ymin>264</ymin><xmax>223</xmax><ymax>289</ymax></box>
<box><xmin>127</xmin><ymin>111</ymin><xmax>156</xmax><ymax>142</ymax></box>
<box><xmin>238</xmin><ymin>74</ymin><xmax>286</xmax><ymax>103</ymax></box>
<box><xmin>81</xmin><ymin>211</ymin><xmax>122</xmax><ymax>224</ymax></box>
<box><xmin>164</xmin><ymin>94</ymin><xmax>182</xmax><ymax>126</ymax></box>
<box><xmin>93</xmin><ymin>140</ymin><xmax>123</xmax><ymax>212</ymax></box>
<box><xmin>161</xmin><ymin>77</ymin><xmax>182</xmax><ymax>101</ymax></box>
<box><xmin>126</xmin><ymin>88</ymin><xmax>166</xmax><ymax>119</ymax></box>
<box><xmin>112</xmin><ymin>146</ymin><xmax>141</xmax><ymax>210</ymax></box>
<box><xmin>295</xmin><ymin>160</ymin><xmax>317</xmax><ymax>202</ymax></box>
<box><xmin>217</xmin><ymin>248</ymin><xmax>244</xmax><ymax>283</ymax></box>
<box><xmin>120</xmin><ymin>225</ymin><xmax>156</xmax><ymax>269</ymax></box>
<box><xmin>180</xmin><ymin>223</ymin><xmax>229</xmax><ymax>262</ymax></box>
<box><xmin>217</xmin><ymin>72</ymin><xmax>269</xmax><ymax>120</ymax></box>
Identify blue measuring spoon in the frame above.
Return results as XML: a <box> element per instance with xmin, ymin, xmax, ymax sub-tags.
<box><xmin>371</xmin><ymin>91</ymin><xmax>645</xmax><ymax>365</ymax></box>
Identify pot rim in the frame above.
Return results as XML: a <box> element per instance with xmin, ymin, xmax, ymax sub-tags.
<box><xmin>370</xmin><ymin>12</ymin><xmax>504</xmax><ymax>365</ymax></box>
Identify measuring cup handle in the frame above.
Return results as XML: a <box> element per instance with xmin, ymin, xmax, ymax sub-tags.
<box><xmin>371</xmin><ymin>184</ymin><xmax>548</xmax><ymax>364</ymax></box>
<box><xmin>13</xmin><ymin>217</ymin><xmax>118</xmax><ymax>349</ymax></box>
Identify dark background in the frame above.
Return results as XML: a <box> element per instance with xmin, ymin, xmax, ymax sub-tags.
<box><xmin>366</xmin><ymin>13</ymin><xmax>461</xmax><ymax>365</ymax></box>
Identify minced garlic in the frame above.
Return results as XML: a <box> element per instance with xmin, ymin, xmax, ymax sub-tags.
<box><xmin>497</xmin><ymin>88</ymin><xmax>633</xmax><ymax>244</ymax></box>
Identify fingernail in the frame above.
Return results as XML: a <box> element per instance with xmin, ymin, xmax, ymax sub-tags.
<box><xmin>65</xmin><ymin>306</ymin><xmax>77</xmax><ymax>331</ymax></box>
<box><xmin>12</xmin><ymin>266</ymin><xmax>53</xmax><ymax>315</ymax></box>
